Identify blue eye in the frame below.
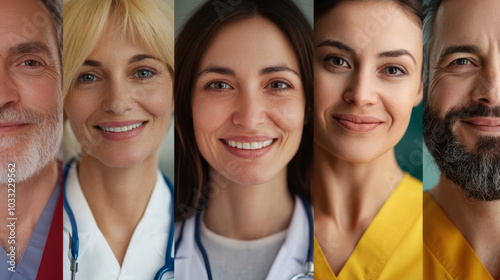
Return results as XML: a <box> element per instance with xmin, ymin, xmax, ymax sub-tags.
<box><xmin>134</xmin><ymin>69</ymin><xmax>155</xmax><ymax>79</ymax></box>
<box><xmin>77</xmin><ymin>74</ymin><xmax>97</xmax><ymax>83</ymax></box>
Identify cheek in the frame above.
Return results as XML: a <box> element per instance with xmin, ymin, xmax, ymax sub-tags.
<box><xmin>144</xmin><ymin>88</ymin><xmax>173</xmax><ymax>123</ymax></box>
<box><xmin>271</xmin><ymin>98</ymin><xmax>305</xmax><ymax>137</ymax></box>
<box><xmin>23</xmin><ymin>77</ymin><xmax>61</xmax><ymax>116</ymax></box>
<box><xmin>314</xmin><ymin>72</ymin><xmax>343</xmax><ymax>119</ymax></box>
<box><xmin>429</xmin><ymin>75</ymin><xmax>474</xmax><ymax>114</ymax></box>
<box><xmin>192</xmin><ymin>97</ymin><xmax>226</xmax><ymax>143</ymax></box>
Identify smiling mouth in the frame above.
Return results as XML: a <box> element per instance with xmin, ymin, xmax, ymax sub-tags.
<box><xmin>223</xmin><ymin>139</ymin><xmax>275</xmax><ymax>150</ymax></box>
<box><xmin>97</xmin><ymin>122</ymin><xmax>146</xmax><ymax>133</ymax></box>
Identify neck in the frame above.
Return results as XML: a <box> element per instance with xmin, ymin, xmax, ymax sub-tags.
<box><xmin>314</xmin><ymin>142</ymin><xmax>403</xmax><ymax>229</ymax></box>
<box><xmin>0</xmin><ymin>159</ymin><xmax>58</xmax><ymax>261</ymax></box>
<box><xmin>431</xmin><ymin>178</ymin><xmax>500</xmax><ymax>278</ymax></box>
<box><xmin>77</xmin><ymin>153</ymin><xmax>159</xmax><ymax>265</ymax></box>
<box><xmin>204</xmin><ymin>168</ymin><xmax>294</xmax><ymax>240</ymax></box>
<box><xmin>78</xmin><ymin>153</ymin><xmax>159</xmax><ymax>227</ymax></box>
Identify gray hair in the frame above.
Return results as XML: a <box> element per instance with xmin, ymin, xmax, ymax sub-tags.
<box><xmin>423</xmin><ymin>0</ymin><xmax>442</xmax><ymax>105</ymax></box>
<box><xmin>41</xmin><ymin>0</ymin><xmax>62</xmax><ymax>61</ymax></box>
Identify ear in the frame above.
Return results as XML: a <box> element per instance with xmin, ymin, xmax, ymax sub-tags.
<box><xmin>413</xmin><ymin>80</ymin><xmax>423</xmax><ymax>107</ymax></box>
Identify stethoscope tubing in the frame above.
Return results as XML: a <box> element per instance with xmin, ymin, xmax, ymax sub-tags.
<box><xmin>177</xmin><ymin>195</ymin><xmax>314</xmax><ymax>280</ymax></box>
<box><xmin>63</xmin><ymin>157</ymin><xmax>175</xmax><ymax>280</ymax></box>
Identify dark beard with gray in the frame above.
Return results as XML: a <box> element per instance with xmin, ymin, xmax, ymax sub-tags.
<box><xmin>423</xmin><ymin>103</ymin><xmax>500</xmax><ymax>201</ymax></box>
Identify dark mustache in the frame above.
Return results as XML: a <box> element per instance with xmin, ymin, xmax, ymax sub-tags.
<box><xmin>444</xmin><ymin>103</ymin><xmax>500</xmax><ymax>127</ymax></box>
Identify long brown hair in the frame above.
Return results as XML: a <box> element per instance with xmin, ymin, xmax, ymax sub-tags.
<box><xmin>175</xmin><ymin>0</ymin><xmax>313</xmax><ymax>221</ymax></box>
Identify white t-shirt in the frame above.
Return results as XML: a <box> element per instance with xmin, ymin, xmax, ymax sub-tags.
<box><xmin>200</xmin><ymin>220</ymin><xmax>287</xmax><ymax>280</ymax></box>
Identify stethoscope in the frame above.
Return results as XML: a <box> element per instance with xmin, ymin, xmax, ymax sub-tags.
<box><xmin>62</xmin><ymin>157</ymin><xmax>175</xmax><ymax>280</ymax></box>
<box><xmin>175</xmin><ymin>196</ymin><xmax>314</xmax><ymax>280</ymax></box>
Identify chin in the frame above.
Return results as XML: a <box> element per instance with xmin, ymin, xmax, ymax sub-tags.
<box><xmin>91</xmin><ymin>149</ymin><xmax>154</xmax><ymax>169</ymax></box>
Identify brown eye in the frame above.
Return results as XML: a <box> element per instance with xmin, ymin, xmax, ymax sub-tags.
<box><xmin>452</xmin><ymin>58</ymin><xmax>472</xmax><ymax>66</ymax></box>
<box><xmin>325</xmin><ymin>56</ymin><xmax>349</xmax><ymax>67</ymax></box>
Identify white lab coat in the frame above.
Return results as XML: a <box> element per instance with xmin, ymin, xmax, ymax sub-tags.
<box><xmin>174</xmin><ymin>196</ymin><xmax>312</xmax><ymax>280</ymax></box>
<box><xmin>63</xmin><ymin>161</ymin><xmax>172</xmax><ymax>280</ymax></box>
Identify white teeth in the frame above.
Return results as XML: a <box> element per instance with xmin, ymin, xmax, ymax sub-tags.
<box><xmin>225</xmin><ymin>139</ymin><xmax>274</xmax><ymax>150</ymax></box>
<box><xmin>99</xmin><ymin>122</ymin><xmax>144</xmax><ymax>132</ymax></box>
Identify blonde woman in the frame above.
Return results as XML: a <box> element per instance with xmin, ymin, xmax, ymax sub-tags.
<box><xmin>62</xmin><ymin>0</ymin><xmax>174</xmax><ymax>279</ymax></box>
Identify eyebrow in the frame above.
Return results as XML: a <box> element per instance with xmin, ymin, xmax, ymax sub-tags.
<box><xmin>198</xmin><ymin>66</ymin><xmax>235</xmax><ymax>77</ymax></box>
<box><xmin>260</xmin><ymin>65</ymin><xmax>300</xmax><ymax>77</ymax></box>
<box><xmin>197</xmin><ymin>64</ymin><xmax>300</xmax><ymax>78</ymax></box>
<box><xmin>317</xmin><ymin>40</ymin><xmax>355</xmax><ymax>54</ymax></box>
<box><xmin>9</xmin><ymin>41</ymin><xmax>56</xmax><ymax>62</ymax></box>
<box><xmin>129</xmin><ymin>54</ymin><xmax>159</xmax><ymax>64</ymax></box>
<box><xmin>437</xmin><ymin>45</ymin><xmax>479</xmax><ymax>65</ymax></box>
<box><xmin>82</xmin><ymin>54</ymin><xmax>159</xmax><ymax>68</ymax></box>
<box><xmin>83</xmin><ymin>60</ymin><xmax>101</xmax><ymax>67</ymax></box>
<box><xmin>379</xmin><ymin>49</ymin><xmax>417</xmax><ymax>65</ymax></box>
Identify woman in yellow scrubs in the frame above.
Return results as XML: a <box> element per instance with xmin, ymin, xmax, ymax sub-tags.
<box><xmin>313</xmin><ymin>0</ymin><xmax>423</xmax><ymax>279</ymax></box>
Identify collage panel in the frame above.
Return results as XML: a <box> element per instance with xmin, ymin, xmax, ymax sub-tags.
<box><xmin>173</xmin><ymin>0</ymin><xmax>314</xmax><ymax>279</ymax></box>
<box><xmin>313</xmin><ymin>0</ymin><xmax>423</xmax><ymax>279</ymax></box>
<box><xmin>423</xmin><ymin>0</ymin><xmax>500</xmax><ymax>279</ymax></box>
<box><xmin>0</xmin><ymin>0</ymin><xmax>63</xmax><ymax>279</ymax></box>
<box><xmin>2</xmin><ymin>0</ymin><xmax>500</xmax><ymax>279</ymax></box>
<box><xmin>62</xmin><ymin>0</ymin><xmax>174</xmax><ymax>279</ymax></box>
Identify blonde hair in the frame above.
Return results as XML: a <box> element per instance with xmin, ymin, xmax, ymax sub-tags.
<box><xmin>63</xmin><ymin>0</ymin><xmax>174</xmax><ymax>102</ymax></box>
<box><xmin>62</xmin><ymin>0</ymin><xmax>174</xmax><ymax>158</ymax></box>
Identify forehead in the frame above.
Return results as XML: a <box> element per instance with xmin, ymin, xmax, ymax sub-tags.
<box><xmin>0</xmin><ymin>0</ymin><xmax>58</xmax><ymax>56</ymax></box>
<box><xmin>433</xmin><ymin>0</ymin><xmax>500</xmax><ymax>50</ymax></box>
<box><xmin>199</xmin><ymin>17</ymin><xmax>298</xmax><ymax>71</ymax></box>
<box><xmin>315</xmin><ymin>1</ymin><xmax>422</xmax><ymax>55</ymax></box>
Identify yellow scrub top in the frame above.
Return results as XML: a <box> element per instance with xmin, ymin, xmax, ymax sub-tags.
<box><xmin>423</xmin><ymin>192</ymin><xmax>495</xmax><ymax>280</ymax></box>
<box><xmin>315</xmin><ymin>173</ymin><xmax>423</xmax><ymax>280</ymax></box>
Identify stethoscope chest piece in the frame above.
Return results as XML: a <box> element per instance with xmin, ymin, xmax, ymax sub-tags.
<box><xmin>160</xmin><ymin>270</ymin><xmax>174</xmax><ymax>280</ymax></box>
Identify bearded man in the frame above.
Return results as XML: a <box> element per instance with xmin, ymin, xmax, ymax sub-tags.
<box><xmin>423</xmin><ymin>0</ymin><xmax>500</xmax><ymax>279</ymax></box>
<box><xmin>0</xmin><ymin>0</ymin><xmax>63</xmax><ymax>279</ymax></box>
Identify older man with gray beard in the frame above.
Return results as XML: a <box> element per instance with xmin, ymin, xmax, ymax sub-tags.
<box><xmin>423</xmin><ymin>0</ymin><xmax>500</xmax><ymax>279</ymax></box>
<box><xmin>0</xmin><ymin>0</ymin><xmax>63</xmax><ymax>279</ymax></box>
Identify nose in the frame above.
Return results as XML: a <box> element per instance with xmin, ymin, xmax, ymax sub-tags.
<box><xmin>0</xmin><ymin>68</ymin><xmax>21</xmax><ymax>109</ymax></box>
<box><xmin>472</xmin><ymin>65</ymin><xmax>500</xmax><ymax>107</ymax></box>
<box><xmin>343</xmin><ymin>69</ymin><xmax>378</xmax><ymax>106</ymax></box>
<box><xmin>101</xmin><ymin>79</ymin><xmax>133</xmax><ymax>114</ymax></box>
<box><xmin>232</xmin><ymin>87</ymin><xmax>266</xmax><ymax>129</ymax></box>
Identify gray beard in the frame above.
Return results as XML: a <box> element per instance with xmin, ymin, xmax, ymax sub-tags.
<box><xmin>0</xmin><ymin>106</ymin><xmax>62</xmax><ymax>184</ymax></box>
<box><xmin>423</xmin><ymin>103</ymin><xmax>500</xmax><ymax>201</ymax></box>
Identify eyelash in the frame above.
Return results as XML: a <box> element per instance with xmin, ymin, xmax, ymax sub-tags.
<box><xmin>381</xmin><ymin>66</ymin><xmax>407</xmax><ymax>77</ymax></box>
<box><xmin>77</xmin><ymin>73</ymin><xmax>98</xmax><ymax>84</ymax></box>
<box><xmin>204</xmin><ymin>80</ymin><xmax>293</xmax><ymax>92</ymax></box>
<box><xmin>324</xmin><ymin>55</ymin><xmax>351</xmax><ymax>68</ymax></box>
<box><xmin>449</xmin><ymin>58</ymin><xmax>474</xmax><ymax>67</ymax></box>
<box><xmin>133</xmin><ymin>68</ymin><xmax>157</xmax><ymax>79</ymax></box>
<box><xmin>76</xmin><ymin>68</ymin><xmax>158</xmax><ymax>84</ymax></box>
<box><xmin>21</xmin><ymin>59</ymin><xmax>43</xmax><ymax>67</ymax></box>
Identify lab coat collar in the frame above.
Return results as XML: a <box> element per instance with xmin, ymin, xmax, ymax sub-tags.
<box><xmin>174</xmin><ymin>195</ymin><xmax>312</xmax><ymax>280</ymax></box>
<box><xmin>63</xmin><ymin>160</ymin><xmax>170</xmax><ymax>277</ymax></box>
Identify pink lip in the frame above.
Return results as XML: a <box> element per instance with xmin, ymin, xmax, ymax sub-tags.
<box><xmin>333</xmin><ymin>114</ymin><xmax>383</xmax><ymax>133</ymax></box>
<box><xmin>97</xmin><ymin>120</ymin><xmax>146</xmax><ymax>127</ymax></box>
<box><xmin>0</xmin><ymin>122</ymin><xmax>31</xmax><ymax>134</ymax></box>
<box><xmin>463</xmin><ymin>117</ymin><xmax>500</xmax><ymax>132</ymax></box>
<box><xmin>94</xmin><ymin>120</ymin><xmax>147</xmax><ymax>141</ymax></box>
<box><xmin>222</xmin><ymin>136</ymin><xmax>275</xmax><ymax>142</ymax></box>
<box><xmin>220</xmin><ymin>137</ymin><xmax>277</xmax><ymax>159</ymax></box>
